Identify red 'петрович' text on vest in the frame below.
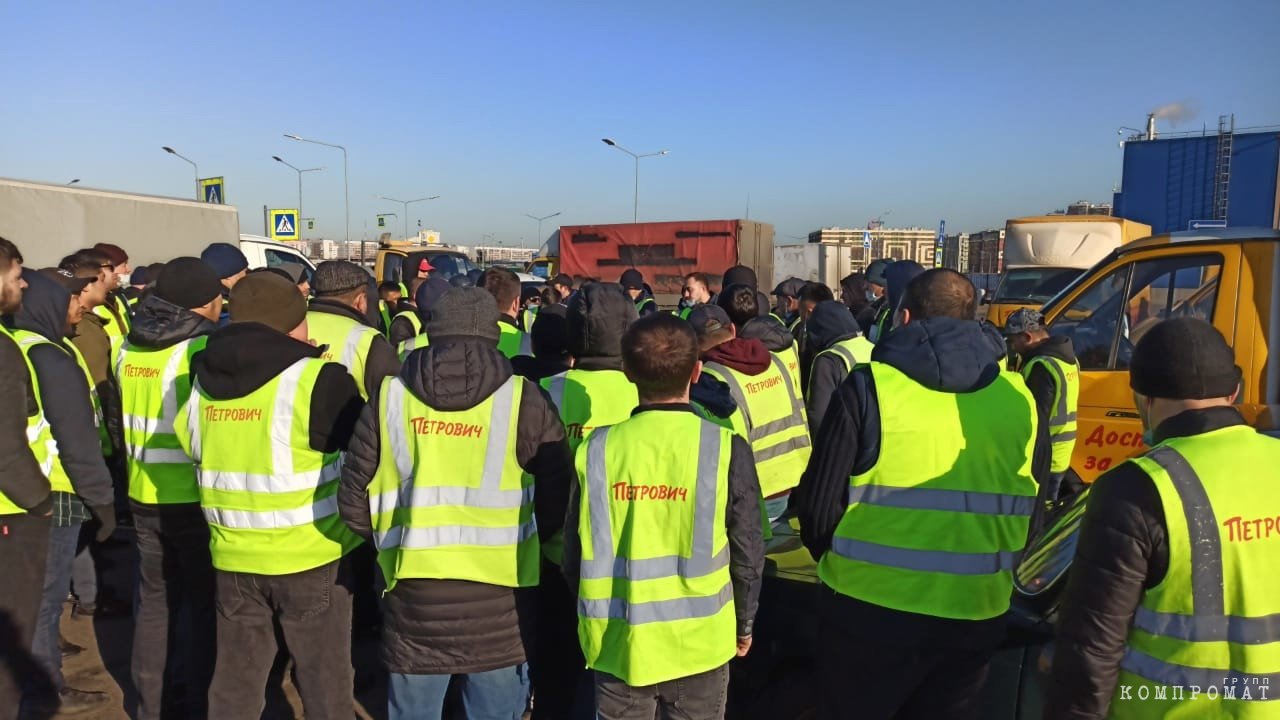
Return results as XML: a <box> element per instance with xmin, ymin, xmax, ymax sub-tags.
<box><xmin>1222</xmin><ymin>515</ymin><xmax>1280</xmax><ymax>542</ymax></box>
<box><xmin>612</xmin><ymin>483</ymin><xmax>689</xmax><ymax>502</ymax></box>
<box><xmin>409</xmin><ymin>418</ymin><xmax>485</xmax><ymax>438</ymax></box>
<box><xmin>204</xmin><ymin>407</ymin><xmax>264</xmax><ymax>422</ymax></box>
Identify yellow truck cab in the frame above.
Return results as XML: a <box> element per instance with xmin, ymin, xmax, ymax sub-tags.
<box><xmin>985</xmin><ymin>216</ymin><xmax>1151</xmax><ymax>328</ymax></box>
<box><xmin>374</xmin><ymin>242</ymin><xmax>479</xmax><ymax>289</ymax></box>
<box><xmin>1039</xmin><ymin>227</ymin><xmax>1280</xmax><ymax>483</ymax></box>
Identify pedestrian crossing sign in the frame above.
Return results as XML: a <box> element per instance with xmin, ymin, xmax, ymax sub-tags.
<box><xmin>269</xmin><ymin>209</ymin><xmax>300</xmax><ymax>241</ymax></box>
<box><xmin>199</xmin><ymin>177</ymin><xmax>224</xmax><ymax>204</ymax></box>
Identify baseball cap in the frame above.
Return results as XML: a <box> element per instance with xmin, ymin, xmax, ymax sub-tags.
<box><xmin>772</xmin><ymin>277</ymin><xmax>806</xmax><ymax>298</ymax></box>
<box><xmin>37</xmin><ymin>267</ymin><xmax>94</xmax><ymax>295</ymax></box>
<box><xmin>865</xmin><ymin>259</ymin><xmax>893</xmax><ymax>287</ymax></box>
<box><xmin>418</xmin><ymin>258</ymin><xmax>435</xmax><ymax>273</ymax></box>
<box><xmin>686</xmin><ymin>303</ymin><xmax>733</xmax><ymax>339</ymax></box>
<box><xmin>1002</xmin><ymin>308</ymin><xmax>1046</xmax><ymax>336</ymax></box>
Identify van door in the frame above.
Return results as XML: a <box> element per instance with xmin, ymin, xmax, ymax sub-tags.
<box><xmin>1044</xmin><ymin>246</ymin><xmax>1238</xmax><ymax>482</ymax></box>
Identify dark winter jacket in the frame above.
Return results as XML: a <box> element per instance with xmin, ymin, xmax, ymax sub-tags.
<box><xmin>561</xmin><ymin>403</ymin><xmax>766</xmax><ymax>637</ymax></box>
<box><xmin>306</xmin><ymin>298</ymin><xmax>401</xmax><ymax>400</ymax></box>
<box><xmin>388</xmin><ymin>301</ymin><xmax>419</xmax><ymax>348</ymax></box>
<box><xmin>0</xmin><ymin>328</ymin><xmax>51</xmax><ymax>514</ymax></box>
<box><xmin>121</xmin><ymin>295</ymin><xmax>217</xmax><ymax>517</ymax></box>
<box><xmin>567</xmin><ymin>282</ymin><xmax>636</xmax><ymax>367</ymax></box>
<box><xmin>7</xmin><ymin>269</ymin><xmax>115</xmax><ymax>517</ymax></box>
<box><xmin>512</xmin><ymin>304</ymin><xmax>572</xmax><ymax>382</ymax></box>
<box><xmin>794</xmin><ymin>316</ymin><xmax>1050</xmax><ymax>647</ymax></box>
<box><xmin>854</xmin><ymin>295</ymin><xmax>886</xmax><ymax>337</ymax></box>
<box><xmin>337</xmin><ymin>336</ymin><xmax>574</xmax><ymax>674</ymax></box>
<box><xmin>739</xmin><ymin>315</ymin><xmax>793</xmax><ymax>354</ymax></box>
<box><xmin>1018</xmin><ymin>335</ymin><xmax>1078</xmax><ymax>426</ymax></box>
<box><xmin>190</xmin><ymin>322</ymin><xmax>363</xmax><ymax>454</ymax></box>
<box><xmin>804</xmin><ymin>301</ymin><xmax>864</xmax><ymax>435</ymax></box>
<box><xmin>1045</xmin><ymin>406</ymin><xmax>1242</xmax><ymax>720</ymax></box>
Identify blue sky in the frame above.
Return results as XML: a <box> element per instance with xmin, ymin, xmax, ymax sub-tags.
<box><xmin>3</xmin><ymin>0</ymin><xmax>1278</xmax><ymax>248</ymax></box>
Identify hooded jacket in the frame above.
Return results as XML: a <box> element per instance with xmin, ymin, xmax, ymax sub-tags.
<box><xmin>189</xmin><ymin>322</ymin><xmax>363</xmax><ymax>455</ymax></box>
<box><xmin>7</xmin><ymin>269</ymin><xmax>115</xmax><ymax>515</ymax></box>
<box><xmin>804</xmin><ymin>301</ymin><xmax>864</xmax><ymax>435</ymax></box>
<box><xmin>567</xmin><ymin>282</ymin><xmax>636</xmax><ymax>372</ymax></box>
<box><xmin>0</xmin><ymin>328</ymin><xmax>51</xmax><ymax>514</ymax></box>
<box><xmin>119</xmin><ymin>295</ymin><xmax>217</xmax><ymax>516</ymax></box>
<box><xmin>794</xmin><ymin>316</ymin><xmax>1050</xmax><ymax>646</ymax></box>
<box><xmin>690</xmin><ymin>337</ymin><xmax>773</xmax><ymax>421</ymax></box>
<box><xmin>307</xmin><ymin>297</ymin><xmax>402</xmax><ymax>400</ymax></box>
<box><xmin>338</xmin><ymin>336</ymin><xmax>574</xmax><ymax>674</ymax></box>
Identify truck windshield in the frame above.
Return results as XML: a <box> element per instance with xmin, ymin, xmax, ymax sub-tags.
<box><xmin>994</xmin><ymin>267</ymin><xmax>1082</xmax><ymax>304</ymax></box>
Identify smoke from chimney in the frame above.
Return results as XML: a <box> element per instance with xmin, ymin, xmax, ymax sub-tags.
<box><xmin>1150</xmin><ymin>101</ymin><xmax>1200</xmax><ymax>126</ymax></box>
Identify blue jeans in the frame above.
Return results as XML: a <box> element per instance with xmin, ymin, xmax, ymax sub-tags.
<box><xmin>389</xmin><ymin>663</ymin><xmax>530</xmax><ymax>720</ymax></box>
<box><xmin>30</xmin><ymin>522</ymin><xmax>81</xmax><ymax>693</ymax></box>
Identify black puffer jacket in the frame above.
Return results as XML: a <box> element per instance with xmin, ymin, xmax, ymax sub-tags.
<box><xmin>338</xmin><ymin>336</ymin><xmax>573</xmax><ymax>674</ymax></box>
<box><xmin>1045</xmin><ymin>406</ymin><xmax>1242</xmax><ymax>720</ymax></box>
<box><xmin>804</xmin><ymin>301</ymin><xmax>864</xmax><ymax>435</ymax></box>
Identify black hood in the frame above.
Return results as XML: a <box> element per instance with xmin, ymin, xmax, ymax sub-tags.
<box><xmin>870</xmin><ymin>317</ymin><xmax>1004</xmax><ymax>393</ymax></box>
<box><xmin>309</xmin><ymin>297</ymin><xmax>376</xmax><ymax>328</ymax></box>
<box><xmin>399</xmin><ymin>336</ymin><xmax>512</xmax><ymax>412</ymax></box>
<box><xmin>1026</xmin><ymin>335</ymin><xmax>1078</xmax><ymax>365</ymax></box>
<box><xmin>128</xmin><ymin>295</ymin><xmax>217</xmax><ymax>350</ymax></box>
<box><xmin>739</xmin><ymin>316</ymin><xmax>794</xmax><ymax>352</ymax></box>
<box><xmin>567</xmin><ymin>282</ymin><xmax>636</xmax><ymax>366</ymax></box>
<box><xmin>11</xmin><ymin>268</ymin><xmax>70</xmax><ymax>343</ymax></box>
<box><xmin>690</xmin><ymin>372</ymin><xmax>737</xmax><ymax>419</ymax></box>
<box><xmin>806</xmin><ymin>300</ymin><xmax>861</xmax><ymax>351</ymax></box>
<box><xmin>191</xmin><ymin>322</ymin><xmax>322</xmax><ymax>400</ymax></box>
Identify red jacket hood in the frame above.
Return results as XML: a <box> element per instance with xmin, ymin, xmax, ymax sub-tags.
<box><xmin>702</xmin><ymin>337</ymin><xmax>772</xmax><ymax>376</ymax></box>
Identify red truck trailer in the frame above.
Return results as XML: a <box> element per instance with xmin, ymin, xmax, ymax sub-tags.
<box><xmin>553</xmin><ymin>219</ymin><xmax>774</xmax><ymax>306</ymax></box>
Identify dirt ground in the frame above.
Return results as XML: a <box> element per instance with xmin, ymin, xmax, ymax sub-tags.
<box><xmin>49</xmin><ymin>531</ymin><xmax>386</xmax><ymax>720</ymax></box>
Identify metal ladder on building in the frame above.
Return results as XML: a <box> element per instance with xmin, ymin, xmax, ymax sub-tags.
<box><xmin>1212</xmin><ymin>114</ymin><xmax>1235</xmax><ymax>222</ymax></box>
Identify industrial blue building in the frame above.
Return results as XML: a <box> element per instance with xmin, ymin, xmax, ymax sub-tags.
<box><xmin>1112</xmin><ymin>119</ymin><xmax>1279</xmax><ymax>234</ymax></box>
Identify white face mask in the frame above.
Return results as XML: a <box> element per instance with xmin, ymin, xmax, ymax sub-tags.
<box><xmin>865</xmin><ymin>290</ymin><xmax>879</xmax><ymax>303</ymax></box>
<box><xmin>117</xmin><ymin>273</ymin><xmax>131</xmax><ymax>288</ymax></box>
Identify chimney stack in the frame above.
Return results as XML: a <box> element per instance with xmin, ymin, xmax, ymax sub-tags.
<box><xmin>1146</xmin><ymin>113</ymin><xmax>1158</xmax><ymax>141</ymax></box>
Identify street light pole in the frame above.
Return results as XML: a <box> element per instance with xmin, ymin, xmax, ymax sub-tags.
<box><xmin>525</xmin><ymin>212</ymin><xmax>561</xmax><ymax>250</ymax></box>
<box><xmin>272</xmin><ymin>156</ymin><xmax>323</xmax><ymax>230</ymax></box>
<box><xmin>376</xmin><ymin>195</ymin><xmax>441</xmax><ymax>242</ymax></box>
<box><xmin>601</xmin><ymin>138</ymin><xmax>668</xmax><ymax>223</ymax></box>
<box><xmin>161</xmin><ymin>146</ymin><xmax>199</xmax><ymax>200</ymax></box>
<box><xmin>284</xmin><ymin>133</ymin><xmax>349</xmax><ymax>254</ymax></box>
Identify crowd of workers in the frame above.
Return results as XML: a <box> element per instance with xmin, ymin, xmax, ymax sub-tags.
<box><xmin>0</xmin><ymin>235</ymin><xmax>1270</xmax><ymax>720</ymax></box>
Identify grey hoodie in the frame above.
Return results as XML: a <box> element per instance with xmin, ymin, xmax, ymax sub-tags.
<box><xmin>8</xmin><ymin>269</ymin><xmax>114</xmax><ymax>513</ymax></box>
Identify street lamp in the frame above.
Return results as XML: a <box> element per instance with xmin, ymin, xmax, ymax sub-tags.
<box><xmin>525</xmin><ymin>212</ymin><xmax>561</xmax><ymax>249</ymax></box>
<box><xmin>601</xmin><ymin>138</ymin><xmax>668</xmax><ymax>222</ymax></box>
<box><xmin>271</xmin><ymin>155</ymin><xmax>322</xmax><ymax>228</ymax></box>
<box><xmin>161</xmin><ymin>146</ymin><xmax>199</xmax><ymax>200</ymax></box>
<box><xmin>284</xmin><ymin>133</ymin><xmax>350</xmax><ymax>254</ymax></box>
<box><xmin>272</xmin><ymin>156</ymin><xmax>324</xmax><ymax>228</ymax></box>
<box><xmin>376</xmin><ymin>195</ymin><xmax>441</xmax><ymax>242</ymax></box>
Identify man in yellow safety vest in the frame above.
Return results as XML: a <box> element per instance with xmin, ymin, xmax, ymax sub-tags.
<box><xmin>796</xmin><ymin>269</ymin><xmax>1049</xmax><ymax>719</ymax></box>
<box><xmin>173</xmin><ymin>271</ymin><xmax>366</xmax><ymax>719</ymax></box>
<box><xmin>1048</xmin><ymin>318</ymin><xmax>1279</xmax><ymax>718</ymax></box>
<box><xmin>306</xmin><ymin>260</ymin><xmax>401</xmax><ymax>401</ymax></box>
<box><xmin>562</xmin><ymin>313</ymin><xmax>764</xmax><ymax>719</ymax></box>
<box><xmin>338</xmin><ymin>286</ymin><xmax>573</xmax><ymax>720</ymax></box>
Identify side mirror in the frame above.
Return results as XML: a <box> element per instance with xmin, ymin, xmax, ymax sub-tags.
<box><xmin>1012</xmin><ymin>486</ymin><xmax>1091</xmax><ymax>627</ymax></box>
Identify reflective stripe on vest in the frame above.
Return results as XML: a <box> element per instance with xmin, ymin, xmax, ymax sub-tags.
<box><xmin>1111</xmin><ymin>434</ymin><xmax>1280</xmax><ymax>712</ymax></box>
<box><xmin>397</xmin><ymin>332</ymin><xmax>429</xmax><ymax>362</ymax></box>
<box><xmin>575</xmin><ymin>412</ymin><xmax>736</xmax><ymax>687</ymax></box>
<box><xmin>813</xmin><ymin>336</ymin><xmax>874</xmax><ymax>377</ymax></box>
<box><xmin>12</xmin><ymin>331</ymin><xmax>88</xmax><ymax>494</ymax></box>
<box><xmin>703</xmin><ymin>358</ymin><xmax>811</xmax><ymax>494</ymax></box>
<box><xmin>117</xmin><ymin>338</ymin><xmax>204</xmax><ymax>504</ymax></box>
<box><xmin>307</xmin><ymin>311</ymin><xmax>380</xmax><ymax>400</ymax></box>
<box><xmin>497</xmin><ymin>322</ymin><xmax>533</xmax><ymax>359</ymax></box>
<box><xmin>368</xmin><ymin>375</ymin><xmax>537</xmax><ymax>590</ymax></box>
<box><xmin>175</xmin><ymin>358</ymin><xmax>359</xmax><ymax>575</ymax></box>
<box><xmin>1021</xmin><ymin>355</ymin><xmax>1080</xmax><ymax>473</ymax></box>
<box><xmin>0</xmin><ymin>328</ymin><xmax>57</xmax><ymax>514</ymax></box>
<box><xmin>819</xmin><ymin>362</ymin><xmax>1038</xmax><ymax>620</ymax></box>
<box><xmin>394</xmin><ymin>311</ymin><xmax>422</xmax><ymax>336</ymax></box>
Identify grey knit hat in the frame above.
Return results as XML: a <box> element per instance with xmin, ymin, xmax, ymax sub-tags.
<box><xmin>425</xmin><ymin>287</ymin><xmax>501</xmax><ymax>344</ymax></box>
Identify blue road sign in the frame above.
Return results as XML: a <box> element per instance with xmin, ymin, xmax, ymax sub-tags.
<box><xmin>269</xmin><ymin>209</ymin><xmax>300</xmax><ymax>241</ymax></box>
<box><xmin>1187</xmin><ymin>219</ymin><xmax>1227</xmax><ymax>231</ymax></box>
<box><xmin>199</xmin><ymin>176</ymin><xmax>224</xmax><ymax>204</ymax></box>
<box><xmin>863</xmin><ymin>229</ymin><xmax>872</xmax><ymax>250</ymax></box>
